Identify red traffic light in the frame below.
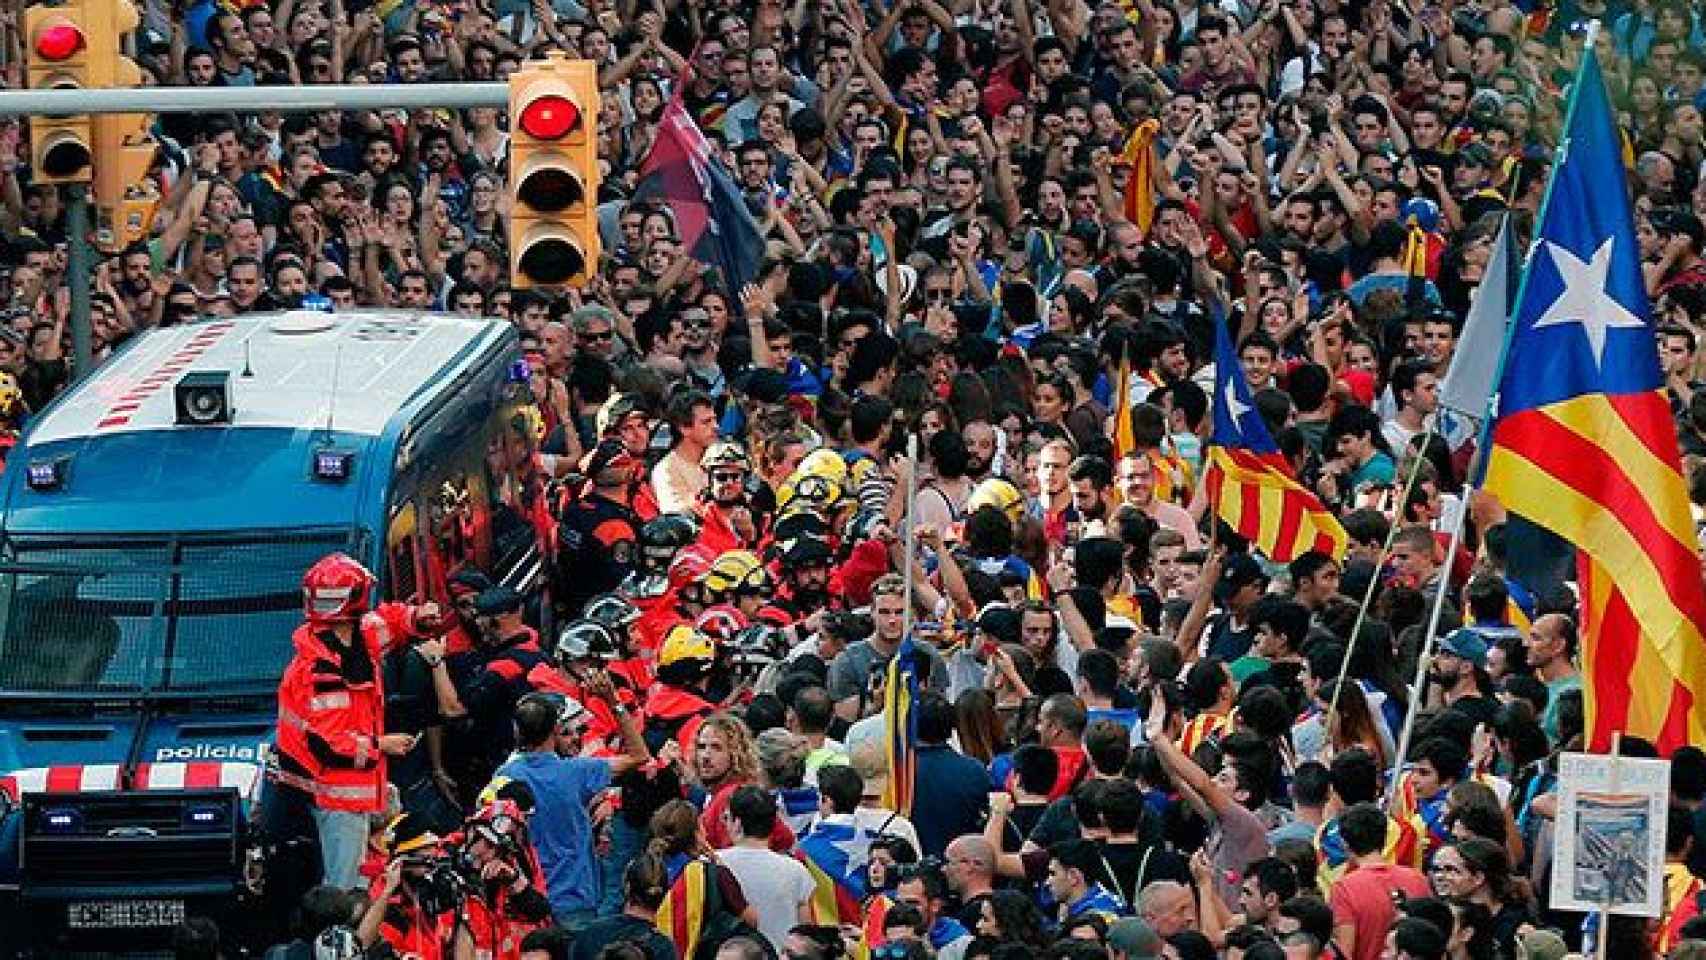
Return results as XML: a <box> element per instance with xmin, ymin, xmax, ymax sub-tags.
<box><xmin>34</xmin><ymin>22</ymin><xmax>83</xmax><ymax>61</ymax></box>
<box><xmin>519</xmin><ymin>95</ymin><xmax>580</xmax><ymax>140</ymax></box>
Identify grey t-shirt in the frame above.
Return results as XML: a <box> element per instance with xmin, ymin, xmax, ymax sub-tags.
<box><xmin>826</xmin><ymin>638</ymin><xmax>952</xmax><ymax>709</ymax></box>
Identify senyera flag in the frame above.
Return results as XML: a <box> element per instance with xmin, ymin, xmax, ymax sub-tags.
<box><xmin>1481</xmin><ymin>38</ymin><xmax>1706</xmax><ymax>754</ymax></box>
<box><xmin>633</xmin><ymin>96</ymin><xmax>768</xmax><ymax>296</ymax></box>
<box><xmin>880</xmin><ymin>635</ymin><xmax>921</xmax><ymax>818</ymax></box>
<box><xmin>1202</xmin><ymin>307</ymin><xmax>1347</xmax><ymax>562</ymax></box>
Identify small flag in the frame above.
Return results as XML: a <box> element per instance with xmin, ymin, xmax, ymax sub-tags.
<box><xmin>1439</xmin><ymin>214</ymin><xmax>1516</xmax><ymax>418</ymax></box>
<box><xmin>880</xmin><ymin>636</ymin><xmax>921</xmax><ymax>817</ymax></box>
<box><xmin>1112</xmin><ymin>337</ymin><xmax>1136</xmax><ymax>460</ymax></box>
<box><xmin>1122</xmin><ymin>119</ymin><xmax>1161</xmax><ymax>236</ymax></box>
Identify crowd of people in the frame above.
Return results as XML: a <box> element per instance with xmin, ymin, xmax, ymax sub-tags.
<box><xmin>1</xmin><ymin>0</ymin><xmax>1701</xmax><ymax>955</ymax></box>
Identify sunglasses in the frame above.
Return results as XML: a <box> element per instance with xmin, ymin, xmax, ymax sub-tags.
<box><xmin>711</xmin><ymin>470</ymin><xmax>746</xmax><ymax>484</ymax></box>
<box><xmin>583</xmin><ymin>328</ymin><xmax>614</xmax><ymax>341</ymax></box>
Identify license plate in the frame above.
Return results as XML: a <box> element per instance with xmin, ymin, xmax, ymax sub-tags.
<box><xmin>66</xmin><ymin>899</ymin><xmax>186</xmax><ymax>929</ymax></box>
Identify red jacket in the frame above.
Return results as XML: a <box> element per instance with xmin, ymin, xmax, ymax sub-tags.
<box><xmin>274</xmin><ymin>604</ymin><xmax>417</xmax><ymax>813</ymax></box>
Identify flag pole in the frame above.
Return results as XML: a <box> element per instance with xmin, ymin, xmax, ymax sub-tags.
<box><xmin>1325</xmin><ymin>430</ymin><xmax>1435</xmax><ymax>730</ymax></box>
<box><xmin>1387</xmin><ymin>460</ymin><xmax>1476</xmax><ymax>811</ymax></box>
<box><xmin>901</xmin><ymin>433</ymin><xmax>919</xmax><ymax>640</ymax></box>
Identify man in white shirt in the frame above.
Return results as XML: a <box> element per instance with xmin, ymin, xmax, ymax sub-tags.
<box><xmin>652</xmin><ymin>389</ymin><xmax>719</xmax><ymax>515</ymax></box>
<box><xmin>719</xmin><ymin>785</ymin><xmax>817</xmax><ymax>952</ymax></box>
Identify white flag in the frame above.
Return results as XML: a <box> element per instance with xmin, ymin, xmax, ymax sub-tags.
<box><xmin>1439</xmin><ymin>214</ymin><xmax>1516</xmax><ymax>417</ymax></box>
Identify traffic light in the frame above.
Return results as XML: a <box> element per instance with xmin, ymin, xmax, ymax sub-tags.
<box><xmin>508</xmin><ymin>52</ymin><xmax>601</xmax><ymax>289</ymax></box>
<box><xmin>92</xmin><ymin>110</ymin><xmax>158</xmax><ymax>252</ymax></box>
<box><xmin>26</xmin><ymin>0</ymin><xmax>93</xmax><ymax>184</ymax></box>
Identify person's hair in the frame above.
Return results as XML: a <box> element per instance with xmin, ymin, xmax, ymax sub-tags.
<box><xmin>1185</xmin><ymin>657</ymin><xmax>1231</xmax><ymax>710</ymax></box>
<box><xmin>695</xmin><ymin>713</ymin><xmax>760</xmax><ymax>786</ymax></box>
<box><xmin>1048</xmin><ymin>838</ymin><xmax>1102</xmax><ymax>887</ymax></box>
<box><xmin>1248</xmin><ymin>856</ymin><xmax>1299</xmax><ymax>903</ymax></box>
<box><xmin>914</xmin><ymin>691</ymin><xmax>956</xmax><ymax>744</ymax></box>
<box><xmin>1250</xmin><ymin>596</ymin><xmax>1311</xmax><ymax>653</ymax></box>
<box><xmin>1392</xmin><ymin>917</ymin><xmax>1447</xmax><ymax>960</ymax></box>
<box><xmin>1339</xmin><ymin>802</ymin><xmax>1389</xmax><ymax>856</ymax></box>
<box><xmin>729</xmin><ymin>784</ymin><xmax>779</xmax><ymax>839</ymax></box>
<box><xmin>1329</xmin><ymin>746</ymin><xmax>1380</xmax><ymax>805</ymax></box>
<box><xmin>1291</xmin><ymin>761</ymin><xmax>1331</xmax><ymax>808</ymax></box>
<box><xmin>624</xmin><ymin>852</ymin><xmax>671</xmax><ymax>910</ymax></box>
<box><xmin>514</xmin><ymin>695</ymin><xmax>560</xmax><ymax>748</ymax></box>
<box><xmin>667</xmin><ymin>388</ymin><xmax>714</xmax><ymax>432</ymax></box>
<box><xmin>1414</xmin><ymin>736</ymin><xmax>1468</xmax><ymax>784</ymax></box>
<box><xmin>1041</xmin><ymin>692</ymin><xmax>1089</xmax><ymax>738</ymax></box>
<box><xmin>1453</xmin><ymin>837</ymin><xmax>1519</xmax><ymax>905</ymax></box>
<box><xmin>818</xmin><ymin>764</ymin><xmax>863</xmax><ymax>815</ymax></box>
<box><xmin>1077</xmin><ymin>649</ymin><xmax>1121</xmax><ymax>699</ymax></box>
<box><xmin>1464</xmin><ymin>575</ymin><xmax>1509</xmax><ymax>624</ymax></box>
<box><xmin>793</xmin><ymin>685</ymin><xmax>834</xmax><ymax>734</ymax></box>
<box><xmin>1012</xmin><ymin>743</ymin><xmax>1061</xmax><ymax>796</ymax></box>
<box><xmin>714</xmin><ymin>937</ymin><xmax>771</xmax><ymax>960</ymax></box>
<box><xmin>985</xmin><ymin>888</ymin><xmax>1049</xmax><ymax>948</ymax></box>
<box><xmin>956</xmin><ymin>688</ymin><xmax>1005</xmax><ymax>765</ymax></box>
<box><xmin>1277</xmin><ymin>895</ymin><xmax>1335</xmax><ymax>946</ymax></box>
<box><xmin>647</xmin><ymin>799</ymin><xmax>701</xmax><ymax>856</ymax></box>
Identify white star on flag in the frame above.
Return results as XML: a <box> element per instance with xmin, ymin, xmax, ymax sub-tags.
<box><xmin>1223</xmin><ymin>375</ymin><xmax>1250</xmax><ymax>428</ymax></box>
<box><xmin>1529</xmin><ymin>236</ymin><xmax>1645</xmax><ymax>368</ymax></box>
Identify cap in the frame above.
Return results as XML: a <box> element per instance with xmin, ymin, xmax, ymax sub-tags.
<box><xmin>1108</xmin><ymin>918</ymin><xmax>1163</xmax><ymax>959</ymax></box>
<box><xmin>1458</xmin><ymin>142</ymin><xmax>1494</xmax><ymax>168</ymax></box>
<box><xmin>382</xmin><ymin>812</ymin><xmax>439</xmax><ymax>857</ymax></box>
<box><xmin>1438</xmin><ymin>627</ymin><xmax>1489</xmax><ymax>668</ymax></box>
<box><xmin>582</xmin><ymin>438</ymin><xmax>639</xmax><ymax>478</ymax></box>
<box><xmin>474</xmin><ymin>585</ymin><xmax>524</xmax><ymax>616</ymax></box>
<box><xmin>976</xmin><ymin>603</ymin><xmax>1022</xmax><ymax>646</ymax></box>
<box><xmin>448</xmin><ymin>568</ymin><xmax>493</xmax><ymax>598</ymax></box>
<box><xmin>1215</xmin><ymin>553</ymin><xmax>1267</xmax><ymax>602</ymax></box>
<box><xmin>1518</xmin><ymin>929</ymin><xmax>1567</xmax><ymax>960</ymax></box>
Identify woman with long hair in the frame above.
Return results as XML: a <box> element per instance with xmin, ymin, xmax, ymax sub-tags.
<box><xmin>954</xmin><ymin>688</ymin><xmax>1007</xmax><ymax>767</ymax></box>
<box><xmin>1317</xmin><ymin>679</ymin><xmax>1389</xmax><ymax>769</ymax></box>
<box><xmin>975</xmin><ymin>889</ymin><xmax>1049</xmax><ymax>950</ymax></box>
<box><xmin>1429</xmin><ymin>837</ymin><xmax>1533</xmax><ymax>960</ymax></box>
<box><xmin>646</xmin><ymin>800</ymin><xmax>760</xmax><ymax>955</ymax></box>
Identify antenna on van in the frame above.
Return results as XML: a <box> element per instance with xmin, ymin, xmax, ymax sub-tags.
<box><xmin>241</xmin><ymin>338</ymin><xmax>254</xmax><ymax>378</ymax></box>
<box><xmin>326</xmin><ymin>340</ymin><xmax>343</xmax><ymax>436</ymax></box>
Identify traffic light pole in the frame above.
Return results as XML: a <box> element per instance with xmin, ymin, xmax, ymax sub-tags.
<box><xmin>0</xmin><ymin>82</ymin><xmax>507</xmax><ymax>115</ymax></box>
<box><xmin>67</xmin><ymin>185</ymin><xmax>92</xmax><ymax>381</ymax></box>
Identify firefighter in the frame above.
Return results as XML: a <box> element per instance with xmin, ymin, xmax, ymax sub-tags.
<box><xmin>455</xmin><ymin>800</ymin><xmax>553</xmax><ymax>959</ymax></box>
<box><xmin>582</xmin><ymin>592</ymin><xmax>653</xmax><ymax>692</ymax></box>
<box><xmin>698</xmin><ymin>440</ymin><xmax>761</xmax><ymax>552</ymax></box>
<box><xmin>526</xmin><ymin>620</ymin><xmax>635</xmax><ymax>744</ymax></box>
<box><xmin>773</xmin><ymin>534</ymin><xmax>837</xmax><ymax>620</ymax></box>
<box><xmin>556</xmin><ymin>439</ymin><xmax>643</xmax><ymax>615</ymax></box>
<box><xmin>597</xmin><ymin>393</ymin><xmax>661</xmax><ymax>520</ymax></box>
<box><xmin>271</xmin><ymin>553</ymin><xmax>439</xmax><ymax>891</ymax></box>
<box><xmin>641</xmin><ymin>624</ymin><xmax>718</xmax><ymax>755</ymax></box>
<box><xmin>371</xmin><ymin>813</ymin><xmax>456</xmax><ymax>960</ymax></box>
<box><xmin>702</xmin><ymin>549</ymin><xmax>772</xmax><ymax>623</ymax></box>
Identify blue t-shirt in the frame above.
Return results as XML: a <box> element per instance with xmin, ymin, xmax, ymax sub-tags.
<box><xmin>497</xmin><ymin>751</ymin><xmax>614</xmax><ymax>916</ymax></box>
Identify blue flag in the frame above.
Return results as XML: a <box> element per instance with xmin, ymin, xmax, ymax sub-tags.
<box><xmin>634</xmin><ymin>98</ymin><xmax>768</xmax><ymax>296</ymax></box>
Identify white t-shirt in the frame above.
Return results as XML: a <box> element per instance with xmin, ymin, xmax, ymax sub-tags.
<box><xmin>718</xmin><ymin>845</ymin><xmax>817</xmax><ymax>952</ymax></box>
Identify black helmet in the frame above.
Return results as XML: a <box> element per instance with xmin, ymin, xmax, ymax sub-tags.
<box><xmin>727</xmin><ymin>624</ymin><xmax>786</xmax><ymax>679</ymax></box>
<box><xmin>556</xmin><ymin>620</ymin><xmax>622</xmax><ymax>663</ymax></box>
<box><xmin>583</xmin><ymin>592</ymin><xmax>641</xmax><ymax>630</ymax></box>
<box><xmin>624</xmin><ymin>513</ymin><xmax>701</xmax><ymax>598</ymax></box>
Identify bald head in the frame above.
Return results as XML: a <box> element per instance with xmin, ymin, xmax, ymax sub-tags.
<box><xmin>945</xmin><ymin>834</ymin><xmax>996</xmax><ymax>897</ymax></box>
<box><xmin>1139</xmin><ymin>880</ymin><xmax>1196</xmax><ymax>937</ymax></box>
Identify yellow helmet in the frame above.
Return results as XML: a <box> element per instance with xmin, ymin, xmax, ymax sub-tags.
<box><xmin>658</xmin><ymin>623</ymin><xmax>715</xmax><ymax>668</ymax></box>
<box><xmin>512</xmin><ymin>405</ymin><xmax>546</xmax><ymax>444</ymax></box>
<box><xmin>476</xmin><ymin>775</ymin><xmax>512</xmax><ymax>809</ymax></box>
<box><xmin>797</xmin><ymin>448</ymin><xmax>848</xmax><ymax>486</ymax></box>
<box><xmin>705</xmin><ymin>550</ymin><xmax>764</xmax><ymax>596</ymax></box>
<box><xmin>967</xmin><ymin>478</ymin><xmax>1025</xmax><ymax>525</ymax></box>
<box><xmin>0</xmin><ymin>373</ymin><xmax>23</xmax><ymax>421</ymax></box>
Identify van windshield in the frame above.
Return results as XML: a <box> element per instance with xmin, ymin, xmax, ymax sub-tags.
<box><xmin>0</xmin><ymin>530</ymin><xmax>357</xmax><ymax>695</ymax></box>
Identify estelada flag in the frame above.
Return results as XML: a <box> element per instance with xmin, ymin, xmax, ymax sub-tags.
<box><xmin>1480</xmin><ymin>40</ymin><xmax>1706</xmax><ymax>754</ymax></box>
<box><xmin>634</xmin><ymin>97</ymin><xmax>768</xmax><ymax>296</ymax></box>
<box><xmin>1202</xmin><ymin>307</ymin><xmax>1348</xmax><ymax>562</ymax></box>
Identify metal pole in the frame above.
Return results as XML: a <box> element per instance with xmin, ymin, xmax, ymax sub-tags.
<box><xmin>67</xmin><ymin>185</ymin><xmax>92</xmax><ymax>383</ymax></box>
<box><xmin>901</xmin><ymin>433</ymin><xmax>919</xmax><ymax>640</ymax></box>
<box><xmin>0</xmin><ymin>82</ymin><xmax>509</xmax><ymax>116</ymax></box>
<box><xmin>1385</xmin><ymin>480</ymin><xmax>1473</xmax><ymax>812</ymax></box>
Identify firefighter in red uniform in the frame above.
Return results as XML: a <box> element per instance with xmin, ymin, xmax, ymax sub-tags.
<box><xmin>641</xmin><ymin>624</ymin><xmax>718</xmax><ymax>756</ymax></box>
<box><xmin>599</xmin><ymin>394</ymin><xmax>661</xmax><ymax>521</ymax></box>
<box><xmin>556</xmin><ymin>439</ymin><xmax>643</xmax><ymax>615</ymax></box>
<box><xmin>582</xmin><ymin>593</ymin><xmax>654</xmax><ymax>692</ymax></box>
<box><xmin>272</xmin><ymin>553</ymin><xmax>438</xmax><ymax>891</ymax></box>
<box><xmin>697</xmin><ymin>441</ymin><xmax>763</xmax><ymax>553</ymax></box>
<box><xmin>370</xmin><ymin>813</ymin><xmax>457</xmax><ymax>960</ymax></box>
<box><xmin>453</xmin><ymin>800</ymin><xmax>553</xmax><ymax>959</ymax></box>
<box><xmin>525</xmin><ymin>620</ymin><xmax>637</xmax><ymax>744</ymax></box>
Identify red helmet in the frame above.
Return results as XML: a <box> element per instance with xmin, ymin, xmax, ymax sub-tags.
<box><xmin>302</xmin><ymin>553</ymin><xmax>374</xmax><ymax>625</ymax></box>
<box><xmin>667</xmin><ymin>545</ymin><xmax>716</xmax><ymax>595</ymax></box>
<box><xmin>695</xmin><ymin>604</ymin><xmax>748</xmax><ymax>645</ymax></box>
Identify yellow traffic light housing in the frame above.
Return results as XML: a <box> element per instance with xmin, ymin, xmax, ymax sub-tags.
<box><xmin>26</xmin><ymin>2</ymin><xmax>93</xmax><ymax>184</ymax></box>
<box><xmin>91</xmin><ymin>111</ymin><xmax>158</xmax><ymax>252</ymax></box>
<box><xmin>508</xmin><ymin>53</ymin><xmax>601</xmax><ymax>289</ymax></box>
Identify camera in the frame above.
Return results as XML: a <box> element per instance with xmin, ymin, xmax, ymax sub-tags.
<box><xmin>404</xmin><ymin>850</ymin><xmax>480</xmax><ymax>916</ymax></box>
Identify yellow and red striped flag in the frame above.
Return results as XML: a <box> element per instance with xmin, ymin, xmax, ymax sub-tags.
<box><xmin>1121</xmin><ymin>119</ymin><xmax>1161</xmax><ymax>237</ymax></box>
<box><xmin>1203</xmin><ymin>307</ymin><xmax>1348</xmax><ymax>562</ymax></box>
<box><xmin>1480</xmin><ymin>44</ymin><xmax>1706</xmax><ymax>753</ymax></box>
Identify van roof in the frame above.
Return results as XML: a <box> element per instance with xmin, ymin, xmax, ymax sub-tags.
<box><xmin>28</xmin><ymin>311</ymin><xmax>505</xmax><ymax>446</ymax></box>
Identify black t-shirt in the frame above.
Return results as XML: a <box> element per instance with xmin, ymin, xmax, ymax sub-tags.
<box><xmin>1096</xmin><ymin>839</ymin><xmax>1192</xmax><ymax>906</ymax></box>
<box><xmin>1206</xmin><ymin>613</ymin><xmax>1257</xmax><ymax>662</ymax></box>
<box><xmin>569</xmin><ymin>913</ymin><xmax>679</xmax><ymax>960</ymax></box>
<box><xmin>1445</xmin><ymin>694</ymin><xmax>1500</xmax><ymax>730</ymax></box>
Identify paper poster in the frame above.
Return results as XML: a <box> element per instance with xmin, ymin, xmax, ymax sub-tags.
<box><xmin>1550</xmin><ymin>751</ymin><xmax>1670</xmax><ymax>918</ymax></box>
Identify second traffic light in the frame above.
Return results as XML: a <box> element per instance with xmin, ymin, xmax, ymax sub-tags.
<box><xmin>508</xmin><ymin>53</ymin><xmax>601</xmax><ymax>289</ymax></box>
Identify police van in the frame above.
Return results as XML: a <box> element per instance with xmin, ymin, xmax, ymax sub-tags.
<box><xmin>0</xmin><ymin>310</ymin><xmax>544</xmax><ymax>955</ymax></box>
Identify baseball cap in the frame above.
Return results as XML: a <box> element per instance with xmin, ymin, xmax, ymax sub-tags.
<box><xmin>1517</xmin><ymin>929</ymin><xmax>1567</xmax><ymax>960</ymax></box>
<box><xmin>1108</xmin><ymin>918</ymin><xmax>1163</xmax><ymax>959</ymax></box>
<box><xmin>1438</xmin><ymin>628</ymin><xmax>1489</xmax><ymax>667</ymax></box>
<box><xmin>1215</xmin><ymin>553</ymin><xmax>1267</xmax><ymax>603</ymax></box>
<box><xmin>474</xmin><ymin>585</ymin><xmax>524</xmax><ymax>616</ymax></box>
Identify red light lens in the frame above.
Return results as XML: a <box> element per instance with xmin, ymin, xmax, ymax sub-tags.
<box><xmin>34</xmin><ymin>23</ymin><xmax>83</xmax><ymax>62</ymax></box>
<box><xmin>519</xmin><ymin>95</ymin><xmax>579</xmax><ymax>140</ymax></box>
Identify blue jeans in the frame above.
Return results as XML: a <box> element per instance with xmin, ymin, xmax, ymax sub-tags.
<box><xmin>312</xmin><ymin>807</ymin><xmax>370</xmax><ymax>891</ymax></box>
<box><xmin>598</xmin><ymin>816</ymin><xmax>647</xmax><ymax>916</ymax></box>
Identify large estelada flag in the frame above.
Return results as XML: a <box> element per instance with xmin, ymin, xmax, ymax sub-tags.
<box><xmin>1481</xmin><ymin>39</ymin><xmax>1706</xmax><ymax>754</ymax></box>
<box><xmin>1202</xmin><ymin>309</ymin><xmax>1348</xmax><ymax>562</ymax></box>
<box><xmin>633</xmin><ymin>96</ymin><xmax>767</xmax><ymax>295</ymax></box>
<box><xmin>880</xmin><ymin>636</ymin><xmax>921</xmax><ymax>818</ymax></box>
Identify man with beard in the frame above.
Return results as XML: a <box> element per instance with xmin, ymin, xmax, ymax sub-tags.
<box><xmin>1066</xmin><ymin>455</ymin><xmax>1114</xmax><ymax>528</ymax></box>
<box><xmin>962</xmin><ymin>418</ymin><xmax>998</xmax><ymax>481</ymax></box>
<box><xmin>697</xmin><ymin>441</ymin><xmax>761</xmax><ymax>552</ymax></box>
<box><xmin>453</xmin><ymin>587</ymin><xmax>547</xmax><ymax>789</ymax></box>
<box><xmin>775</xmin><ymin>535</ymin><xmax>836</xmax><ymax>620</ymax></box>
<box><xmin>1425</xmin><ymin>629</ymin><xmax>1498</xmax><ymax>728</ymax></box>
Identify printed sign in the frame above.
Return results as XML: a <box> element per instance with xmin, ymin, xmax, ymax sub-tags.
<box><xmin>1550</xmin><ymin>751</ymin><xmax>1670</xmax><ymax>917</ymax></box>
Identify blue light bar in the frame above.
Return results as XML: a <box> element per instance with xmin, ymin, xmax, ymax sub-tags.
<box><xmin>312</xmin><ymin>450</ymin><xmax>355</xmax><ymax>482</ymax></box>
